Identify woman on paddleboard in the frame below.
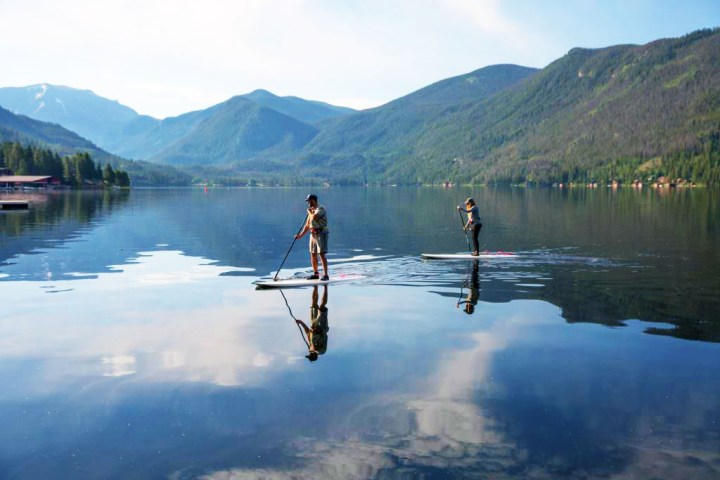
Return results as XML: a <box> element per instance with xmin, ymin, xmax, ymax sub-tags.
<box><xmin>457</xmin><ymin>197</ymin><xmax>482</xmax><ymax>256</ymax></box>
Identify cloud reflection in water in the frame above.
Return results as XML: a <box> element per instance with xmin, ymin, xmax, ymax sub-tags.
<box><xmin>0</xmin><ymin>250</ymin><xmax>304</xmax><ymax>392</ymax></box>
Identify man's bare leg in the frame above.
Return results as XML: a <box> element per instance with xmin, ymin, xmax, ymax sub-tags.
<box><xmin>319</xmin><ymin>253</ymin><xmax>328</xmax><ymax>277</ymax></box>
<box><xmin>310</xmin><ymin>253</ymin><xmax>319</xmax><ymax>275</ymax></box>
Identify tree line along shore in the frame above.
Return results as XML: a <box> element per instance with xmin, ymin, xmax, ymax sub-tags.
<box><xmin>0</xmin><ymin>142</ymin><xmax>129</xmax><ymax>188</ymax></box>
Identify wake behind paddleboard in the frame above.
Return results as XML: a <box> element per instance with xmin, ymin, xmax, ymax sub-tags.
<box><xmin>255</xmin><ymin>273</ymin><xmax>365</xmax><ymax>288</ymax></box>
<box><xmin>421</xmin><ymin>252</ymin><xmax>518</xmax><ymax>259</ymax></box>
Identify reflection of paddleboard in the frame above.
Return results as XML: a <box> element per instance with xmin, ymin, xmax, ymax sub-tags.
<box><xmin>421</xmin><ymin>252</ymin><xmax>518</xmax><ymax>259</ymax></box>
<box><xmin>255</xmin><ymin>273</ymin><xmax>365</xmax><ymax>288</ymax></box>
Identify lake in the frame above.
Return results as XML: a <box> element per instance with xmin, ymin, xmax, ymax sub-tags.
<box><xmin>1</xmin><ymin>187</ymin><xmax>719</xmax><ymax>479</ymax></box>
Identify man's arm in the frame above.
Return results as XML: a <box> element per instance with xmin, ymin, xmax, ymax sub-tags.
<box><xmin>295</xmin><ymin>215</ymin><xmax>311</xmax><ymax>239</ymax></box>
<box><xmin>296</xmin><ymin>319</ymin><xmax>310</xmax><ymax>333</ymax></box>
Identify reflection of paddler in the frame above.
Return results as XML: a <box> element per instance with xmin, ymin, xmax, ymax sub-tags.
<box><xmin>295</xmin><ymin>285</ymin><xmax>329</xmax><ymax>361</ymax></box>
<box><xmin>457</xmin><ymin>260</ymin><xmax>480</xmax><ymax>314</ymax></box>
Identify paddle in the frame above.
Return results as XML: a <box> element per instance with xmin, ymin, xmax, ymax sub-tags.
<box><xmin>457</xmin><ymin>209</ymin><xmax>471</xmax><ymax>252</ymax></box>
<box><xmin>274</xmin><ymin>213</ymin><xmax>309</xmax><ymax>281</ymax></box>
<box><xmin>279</xmin><ymin>289</ymin><xmax>310</xmax><ymax>348</ymax></box>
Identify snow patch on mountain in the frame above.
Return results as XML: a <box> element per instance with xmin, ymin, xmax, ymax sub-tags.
<box><xmin>34</xmin><ymin>84</ymin><xmax>48</xmax><ymax>100</ymax></box>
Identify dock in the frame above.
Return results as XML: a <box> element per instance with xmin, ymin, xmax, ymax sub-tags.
<box><xmin>0</xmin><ymin>200</ymin><xmax>30</xmax><ymax>210</ymax></box>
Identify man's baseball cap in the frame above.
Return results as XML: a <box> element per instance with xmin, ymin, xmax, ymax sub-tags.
<box><xmin>305</xmin><ymin>194</ymin><xmax>318</xmax><ymax>202</ymax></box>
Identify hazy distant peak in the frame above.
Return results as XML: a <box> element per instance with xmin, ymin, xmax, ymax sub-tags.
<box><xmin>246</xmin><ymin>88</ymin><xmax>275</xmax><ymax>97</ymax></box>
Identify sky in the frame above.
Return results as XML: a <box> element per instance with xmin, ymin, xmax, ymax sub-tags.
<box><xmin>1</xmin><ymin>0</ymin><xmax>718</xmax><ymax>118</ymax></box>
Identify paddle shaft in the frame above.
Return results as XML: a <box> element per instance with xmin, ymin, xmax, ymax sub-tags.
<box><xmin>458</xmin><ymin>209</ymin><xmax>471</xmax><ymax>252</ymax></box>
<box><xmin>279</xmin><ymin>289</ymin><xmax>310</xmax><ymax>348</ymax></box>
<box><xmin>274</xmin><ymin>213</ymin><xmax>309</xmax><ymax>281</ymax></box>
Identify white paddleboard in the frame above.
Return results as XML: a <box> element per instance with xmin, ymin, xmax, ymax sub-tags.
<box><xmin>255</xmin><ymin>273</ymin><xmax>365</xmax><ymax>288</ymax></box>
<box><xmin>422</xmin><ymin>252</ymin><xmax>518</xmax><ymax>259</ymax></box>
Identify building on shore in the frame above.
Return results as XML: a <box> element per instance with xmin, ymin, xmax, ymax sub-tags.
<box><xmin>0</xmin><ymin>175</ymin><xmax>62</xmax><ymax>189</ymax></box>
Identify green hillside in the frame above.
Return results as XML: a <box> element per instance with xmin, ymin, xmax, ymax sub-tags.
<box><xmin>0</xmin><ymin>106</ymin><xmax>190</xmax><ymax>186</ymax></box>
<box><xmin>439</xmin><ymin>28</ymin><xmax>720</xmax><ymax>185</ymax></box>
<box><xmin>384</xmin><ymin>29</ymin><xmax>720</xmax><ymax>185</ymax></box>
<box><xmin>282</xmin><ymin>64</ymin><xmax>538</xmax><ymax>183</ymax></box>
<box><xmin>150</xmin><ymin>97</ymin><xmax>319</xmax><ymax>165</ymax></box>
<box><xmin>303</xmin><ymin>64</ymin><xmax>537</xmax><ymax>157</ymax></box>
<box><xmin>112</xmin><ymin>105</ymin><xmax>220</xmax><ymax>160</ymax></box>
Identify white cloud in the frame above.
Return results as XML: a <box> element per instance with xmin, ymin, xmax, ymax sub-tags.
<box><xmin>439</xmin><ymin>0</ymin><xmax>532</xmax><ymax>48</ymax></box>
<box><xmin>0</xmin><ymin>250</ymin><xmax>288</xmax><ymax>390</ymax></box>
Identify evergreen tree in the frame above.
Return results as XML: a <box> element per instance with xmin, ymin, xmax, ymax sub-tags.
<box><xmin>115</xmin><ymin>170</ymin><xmax>130</xmax><ymax>187</ymax></box>
<box><xmin>103</xmin><ymin>163</ymin><xmax>116</xmax><ymax>185</ymax></box>
<box><xmin>62</xmin><ymin>157</ymin><xmax>74</xmax><ymax>185</ymax></box>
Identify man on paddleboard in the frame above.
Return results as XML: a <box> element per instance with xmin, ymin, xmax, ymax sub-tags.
<box><xmin>295</xmin><ymin>194</ymin><xmax>329</xmax><ymax>280</ymax></box>
<box><xmin>457</xmin><ymin>197</ymin><xmax>482</xmax><ymax>256</ymax></box>
<box><xmin>295</xmin><ymin>285</ymin><xmax>329</xmax><ymax>361</ymax></box>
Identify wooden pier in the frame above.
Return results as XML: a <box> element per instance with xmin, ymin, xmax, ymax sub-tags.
<box><xmin>0</xmin><ymin>200</ymin><xmax>30</xmax><ymax>210</ymax></box>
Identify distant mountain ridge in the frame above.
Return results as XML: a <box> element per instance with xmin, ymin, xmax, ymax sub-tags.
<box><xmin>0</xmin><ymin>84</ymin><xmax>147</xmax><ymax>151</ymax></box>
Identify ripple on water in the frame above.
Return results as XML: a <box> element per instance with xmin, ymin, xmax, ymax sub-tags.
<box><xmin>271</xmin><ymin>249</ymin><xmax>625</xmax><ymax>295</ymax></box>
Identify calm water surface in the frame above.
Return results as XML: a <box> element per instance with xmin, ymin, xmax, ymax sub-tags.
<box><xmin>1</xmin><ymin>187</ymin><xmax>719</xmax><ymax>479</ymax></box>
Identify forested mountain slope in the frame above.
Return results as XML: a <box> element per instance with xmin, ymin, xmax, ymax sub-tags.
<box><xmin>295</xmin><ymin>29</ymin><xmax>720</xmax><ymax>185</ymax></box>
<box><xmin>295</xmin><ymin>64</ymin><xmax>538</xmax><ymax>182</ymax></box>
<box><xmin>147</xmin><ymin>97</ymin><xmax>320</xmax><ymax>166</ymax></box>
<box><xmin>443</xmin><ymin>28</ymin><xmax>720</xmax><ymax>184</ymax></box>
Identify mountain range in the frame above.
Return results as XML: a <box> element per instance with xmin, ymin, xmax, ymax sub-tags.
<box><xmin>0</xmin><ymin>86</ymin><xmax>354</xmax><ymax>162</ymax></box>
<box><xmin>1</xmin><ymin>27</ymin><xmax>719</xmax><ymax>186</ymax></box>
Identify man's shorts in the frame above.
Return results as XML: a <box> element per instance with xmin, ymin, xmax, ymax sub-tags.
<box><xmin>309</xmin><ymin>232</ymin><xmax>328</xmax><ymax>254</ymax></box>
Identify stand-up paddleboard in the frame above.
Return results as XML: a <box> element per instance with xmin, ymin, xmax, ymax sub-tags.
<box><xmin>255</xmin><ymin>273</ymin><xmax>365</xmax><ymax>289</ymax></box>
<box><xmin>422</xmin><ymin>252</ymin><xmax>518</xmax><ymax>259</ymax></box>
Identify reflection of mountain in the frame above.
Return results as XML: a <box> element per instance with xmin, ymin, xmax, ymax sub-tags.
<box><xmin>420</xmin><ymin>187</ymin><xmax>720</xmax><ymax>343</ymax></box>
<box><xmin>431</xmin><ymin>259</ymin><xmax>719</xmax><ymax>343</ymax></box>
